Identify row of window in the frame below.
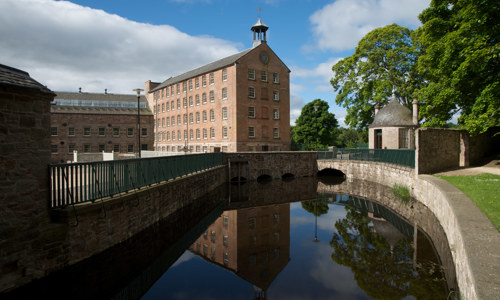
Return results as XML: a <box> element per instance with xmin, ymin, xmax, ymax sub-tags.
<box><xmin>51</xmin><ymin>143</ymin><xmax>144</xmax><ymax>154</ymax></box>
<box><xmin>155</xmin><ymin>107</ymin><xmax>280</xmax><ymax>129</ymax></box>
<box><xmin>154</xmin><ymin>86</ymin><xmax>280</xmax><ymax>115</ymax></box>
<box><xmin>154</xmin><ymin>89</ymin><xmax>223</xmax><ymax>113</ymax></box>
<box><xmin>248</xmin><ymin>87</ymin><xmax>280</xmax><ymax>100</ymax></box>
<box><xmin>155</xmin><ymin>145</ymin><xmax>226</xmax><ymax>153</ymax></box>
<box><xmin>248</xmin><ymin>69</ymin><xmax>280</xmax><ymax>84</ymax></box>
<box><xmin>50</xmin><ymin>126</ymin><xmax>148</xmax><ymax>137</ymax></box>
<box><xmin>156</xmin><ymin>126</ymin><xmax>280</xmax><ymax>142</ymax></box>
<box><xmin>154</xmin><ymin>70</ymin><xmax>225</xmax><ymax>100</ymax></box>
<box><xmin>153</xmin><ymin>68</ymin><xmax>280</xmax><ymax>101</ymax></box>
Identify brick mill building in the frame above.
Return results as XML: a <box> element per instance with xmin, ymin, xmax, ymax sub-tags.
<box><xmin>145</xmin><ymin>18</ymin><xmax>291</xmax><ymax>153</ymax></box>
<box><xmin>50</xmin><ymin>90</ymin><xmax>154</xmax><ymax>163</ymax></box>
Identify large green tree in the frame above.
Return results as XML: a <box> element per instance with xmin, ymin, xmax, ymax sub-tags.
<box><xmin>416</xmin><ymin>0</ymin><xmax>500</xmax><ymax>135</ymax></box>
<box><xmin>331</xmin><ymin>24</ymin><xmax>424</xmax><ymax>129</ymax></box>
<box><xmin>293</xmin><ymin>99</ymin><xmax>338</xmax><ymax>150</ymax></box>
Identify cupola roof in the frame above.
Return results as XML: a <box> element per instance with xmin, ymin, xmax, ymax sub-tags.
<box><xmin>369</xmin><ymin>93</ymin><xmax>416</xmax><ymax>128</ymax></box>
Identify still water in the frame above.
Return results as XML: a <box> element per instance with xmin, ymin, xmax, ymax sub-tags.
<box><xmin>4</xmin><ymin>177</ymin><xmax>457</xmax><ymax>299</ymax></box>
<box><xmin>142</xmin><ymin>195</ymin><xmax>451</xmax><ymax>299</ymax></box>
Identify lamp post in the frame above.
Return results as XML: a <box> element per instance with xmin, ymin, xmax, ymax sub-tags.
<box><xmin>313</xmin><ymin>105</ymin><xmax>319</xmax><ymax>151</ymax></box>
<box><xmin>133</xmin><ymin>88</ymin><xmax>144</xmax><ymax>158</ymax></box>
<box><xmin>313</xmin><ymin>199</ymin><xmax>319</xmax><ymax>243</ymax></box>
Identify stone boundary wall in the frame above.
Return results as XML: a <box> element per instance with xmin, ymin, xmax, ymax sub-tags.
<box><xmin>414</xmin><ymin>176</ymin><xmax>500</xmax><ymax>300</ymax></box>
<box><xmin>416</xmin><ymin>128</ymin><xmax>462</xmax><ymax>174</ymax></box>
<box><xmin>51</xmin><ymin>165</ymin><xmax>227</xmax><ymax>268</ymax></box>
<box><xmin>318</xmin><ymin>159</ymin><xmax>500</xmax><ymax>299</ymax></box>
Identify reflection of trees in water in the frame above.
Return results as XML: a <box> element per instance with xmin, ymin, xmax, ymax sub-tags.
<box><xmin>330</xmin><ymin>206</ymin><xmax>448</xmax><ymax>299</ymax></box>
<box><xmin>301</xmin><ymin>198</ymin><xmax>329</xmax><ymax>217</ymax></box>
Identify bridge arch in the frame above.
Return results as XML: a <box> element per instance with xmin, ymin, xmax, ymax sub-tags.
<box><xmin>317</xmin><ymin>168</ymin><xmax>345</xmax><ymax>177</ymax></box>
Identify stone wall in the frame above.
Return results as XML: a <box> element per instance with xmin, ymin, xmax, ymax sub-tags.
<box><xmin>0</xmin><ymin>70</ymin><xmax>58</xmax><ymax>292</ymax></box>
<box><xmin>318</xmin><ymin>159</ymin><xmax>500</xmax><ymax>299</ymax></box>
<box><xmin>413</xmin><ymin>176</ymin><xmax>500</xmax><ymax>300</ymax></box>
<box><xmin>318</xmin><ymin>160</ymin><xmax>415</xmax><ymax>188</ymax></box>
<box><xmin>416</xmin><ymin>128</ymin><xmax>462</xmax><ymax>174</ymax></box>
<box><xmin>224</xmin><ymin>151</ymin><xmax>317</xmax><ymax>180</ymax></box>
<box><xmin>51</xmin><ymin>165</ymin><xmax>227</xmax><ymax>268</ymax></box>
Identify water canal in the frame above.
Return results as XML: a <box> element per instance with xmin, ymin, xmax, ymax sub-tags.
<box><xmin>4</xmin><ymin>176</ymin><xmax>458</xmax><ymax>299</ymax></box>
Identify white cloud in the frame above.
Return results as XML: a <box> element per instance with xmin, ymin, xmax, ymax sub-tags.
<box><xmin>0</xmin><ymin>0</ymin><xmax>240</xmax><ymax>93</ymax></box>
<box><xmin>292</xmin><ymin>57</ymin><xmax>341</xmax><ymax>83</ymax></box>
<box><xmin>310</xmin><ymin>0</ymin><xmax>430</xmax><ymax>52</ymax></box>
<box><xmin>290</xmin><ymin>93</ymin><xmax>306</xmax><ymax>125</ymax></box>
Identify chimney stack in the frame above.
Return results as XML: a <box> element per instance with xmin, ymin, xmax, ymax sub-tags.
<box><xmin>105</xmin><ymin>88</ymin><xmax>107</xmax><ymax>94</ymax></box>
<box><xmin>412</xmin><ymin>99</ymin><xmax>418</xmax><ymax>125</ymax></box>
<box><xmin>374</xmin><ymin>103</ymin><xmax>380</xmax><ymax>115</ymax></box>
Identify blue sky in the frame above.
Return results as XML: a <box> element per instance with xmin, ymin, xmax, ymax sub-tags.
<box><xmin>0</xmin><ymin>0</ymin><xmax>429</xmax><ymax>126</ymax></box>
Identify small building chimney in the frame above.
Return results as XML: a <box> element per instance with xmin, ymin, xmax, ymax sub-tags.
<box><xmin>374</xmin><ymin>103</ymin><xmax>380</xmax><ymax>115</ymax></box>
<box><xmin>412</xmin><ymin>99</ymin><xmax>418</xmax><ymax>125</ymax></box>
<box><xmin>105</xmin><ymin>88</ymin><xmax>107</xmax><ymax>94</ymax></box>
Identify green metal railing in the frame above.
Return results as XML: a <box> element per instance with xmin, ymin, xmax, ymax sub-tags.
<box><xmin>317</xmin><ymin>148</ymin><xmax>415</xmax><ymax>168</ymax></box>
<box><xmin>50</xmin><ymin>153</ymin><xmax>224</xmax><ymax>208</ymax></box>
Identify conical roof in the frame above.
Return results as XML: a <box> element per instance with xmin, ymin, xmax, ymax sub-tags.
<box><xmin>251</xmin><ymin>18</ymin><xmax>268</xmax><ymax>31</ymax></box>
<box><xmin>369</xmin><ymin>94</ymin><xmax>415</xmax><ymax>128</ymax></box>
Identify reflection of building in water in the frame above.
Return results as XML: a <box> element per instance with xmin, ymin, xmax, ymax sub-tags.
<box><xmin>190</xmin><ymin>203</ymin><xmax>290</xmax><ymax>298</ymax></box>
<box><xmin>369</xmin><ymin>212</ymin><xmax>406</xmax><ymax>252</ymax></box>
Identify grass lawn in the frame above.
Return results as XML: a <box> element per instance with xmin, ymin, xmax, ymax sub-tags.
<box><xmin>437</xmin><ymin>173</ymin><xmax>500</xmax><ymax>232</ymax></box>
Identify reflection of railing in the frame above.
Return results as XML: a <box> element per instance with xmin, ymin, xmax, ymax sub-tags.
<box><xmin>317</xmin><ymin>148</ymin><xmax>415</xmax><ymax>168</ymax></box>
<box><xmin>50</xmin><ymin>153</ymin><xmax>224</xmax><ymax>208</ymax></box>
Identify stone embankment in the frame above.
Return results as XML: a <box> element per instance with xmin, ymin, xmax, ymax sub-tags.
<box><xmin>318</xmin><ymin>159</ymin><xmax>500</xmax><ymax>300</ymax></box>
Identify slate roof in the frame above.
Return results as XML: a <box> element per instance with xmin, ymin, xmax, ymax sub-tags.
<box><xmin>150</xmin><ymin>48</ymin><xmax>254</xmax><ymax>93</ymax></box>
<box><xmin>0</xmin><ymin>64</ymin><xmax>54</xmax><ymax>95</ymax></box>
<box><xmin>369</xmin><ymin>94</ymin><xmax>416</xmax><ymax>128</ymax></box>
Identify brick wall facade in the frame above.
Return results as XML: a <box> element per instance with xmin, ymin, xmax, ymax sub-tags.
<box><xmin>146</xmin><ymin>42</ymin><xmax>291</xmax><ymax>153</ymax></box>
<box><xmin>50</xmin><ymin>111</ymin><xmax>154</xmax><ymax>163</ymax></box>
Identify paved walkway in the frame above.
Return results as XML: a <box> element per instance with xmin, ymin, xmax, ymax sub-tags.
<box><xmin>434</xmin><ymin>156</ymin><xmax>500</xmax><ymax>176</ymax></box>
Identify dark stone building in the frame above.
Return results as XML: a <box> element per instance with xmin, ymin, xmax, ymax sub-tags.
<box><xmin>0</xmin><ymin>64</ymin><xmax>55</xmax><ymax>292</ymax></box>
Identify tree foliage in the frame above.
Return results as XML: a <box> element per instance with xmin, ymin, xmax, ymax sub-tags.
<box><xmin>333</xmin><ymin>128</ymin><xmax>368</xmax><ymax>148</ymax></box>
<box><xmin>301</xmin><ymin>198</ymin><xmax>329</xmax><ymax>217</ymax></box>
<box><xmin>416</xmin><ymin>0</ymin><xmax>500</xmax><ymax>135</ymax></box>
<box><xmin>293</xmin><ymin>99</ymin><xmax>338</xmax><ymax>150</ymax></box>
<box><xmin>331</xmin><ymin>24</ymin><xmax>423</xmax><ymax>129</ymax></box>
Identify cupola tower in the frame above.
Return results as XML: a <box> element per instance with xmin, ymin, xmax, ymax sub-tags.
<box><xmin>251</xmin><ymin>18</ymin><xmax>269</xmax><ymax>47</ymax></box>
